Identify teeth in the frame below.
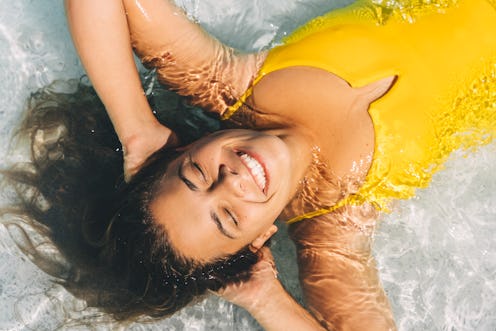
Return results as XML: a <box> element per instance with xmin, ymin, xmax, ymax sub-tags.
<box><xmin>239</xmin><ymin>152</ymin><xmax>267</xmax><ymax>191</ymax></box>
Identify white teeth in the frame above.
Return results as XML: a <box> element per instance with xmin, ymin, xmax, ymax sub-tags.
<box><xmin>239</xmin><ymin>153</ymin><xmax>267</xmax><ymax>191</ymax></box>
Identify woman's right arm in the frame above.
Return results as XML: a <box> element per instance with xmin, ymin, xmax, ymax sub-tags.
<box><xmin>66</xmin><ymin>0</ymin><xmax>263</xmax><ymax>177</ymax></box>
<box><xmin>122</xmin><ymin>0</ymin><xmax>264</xmax><ymax>116</ymax></box>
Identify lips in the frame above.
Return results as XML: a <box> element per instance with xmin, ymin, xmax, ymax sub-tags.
<box><xmin>237</xmin><ymin>151</ymin><xmax>268</xmax><ymax>194</ymax></box>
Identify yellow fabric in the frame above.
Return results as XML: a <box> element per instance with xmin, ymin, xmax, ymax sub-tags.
<box><xmin>227</xmin><ymin>0</ymin><xmax>496</xmax><ymax>222</ymax></box>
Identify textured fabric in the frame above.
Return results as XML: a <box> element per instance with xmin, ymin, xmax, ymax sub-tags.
<box><xmin>226</xmin><ymin>0</ymin><xmax>496</xmax><ymax>222</ymax></box>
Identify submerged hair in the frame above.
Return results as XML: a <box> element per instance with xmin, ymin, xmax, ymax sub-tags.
<box><xmin>1</xmin><ymin>80</ymin><xmax>259</xmax><ymax>320</ymax></box>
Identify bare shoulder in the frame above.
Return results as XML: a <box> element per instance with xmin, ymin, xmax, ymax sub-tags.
<box><xmin>248</xmin><ymin>66</ymin><xmax>355</xmax><ymax>124</ymax></box>
<box><xmin>248</xmin><ymin>66</ymin><xmax>383</xmax><ymax>181</ymax></box>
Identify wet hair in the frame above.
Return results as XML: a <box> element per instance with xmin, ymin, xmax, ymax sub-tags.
<box><xmin>1</xmin><ymin>81</ymin><xmax>259</xmax><ymax>320</ymax></box>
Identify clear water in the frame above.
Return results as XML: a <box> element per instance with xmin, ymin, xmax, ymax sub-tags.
<box><xmin>0</xmin><ymin>0</ymin><xmax>495</xmax><ymax>330</ymax></box>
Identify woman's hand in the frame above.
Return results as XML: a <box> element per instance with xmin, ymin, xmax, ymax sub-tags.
<box><xmin>121</xmin><ymin>122</ymin><xmax>175</xmax><ymax>181</ymax></box>
<box><xmin>216</xmin><ymin>247</ymin><xmax>325</xmax><ymax>331</ymax></box>
<box><xmin>216</xmin><ymin>247</ymin><xmax>279</xmax><ymax>311</ymax></box>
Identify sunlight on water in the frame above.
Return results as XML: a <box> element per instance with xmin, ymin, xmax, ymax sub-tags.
<box><xmin>0</xmin><ymin>0</ymin><xmax>84</xmax><ymax>160</ymax></box>
<box><xmin>0</xmin><ymin>0</ymin><xmax>494</xmax><ymax>330</ymax></box>
<box><xmin>375</xmin><ymin>145</ymin><xmax>496</xmax><ymax>330</ymax></box>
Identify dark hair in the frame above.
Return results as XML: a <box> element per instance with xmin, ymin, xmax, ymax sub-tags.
<box><xmin>1</xmin><ymin>80</ymin><xmax>259</xmax><ymax>320</ymax></box>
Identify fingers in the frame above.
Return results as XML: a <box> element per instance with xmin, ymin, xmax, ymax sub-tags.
<box><xmin>253</xmin><ymin>247</ymin><xmax>278</xmax><ymax>279</ymax></box>
<box><xmin>257</xmin><ymin>246</ymin><xmax>275</xmax><ymax>261</ymax></box>
<box><xmin>122</xmin><ymin>123</ymin><xmax>175</xmax><ymax>182</ymax></box>
<box><xmin>123</xmin><ymin>155</ymin><xmax>142</xmax><ymax>182</ymax></box>
<box><xmin>123</xmin><ymin>167</ymin><xmax>136</xmax><ymax>183</ymax></box>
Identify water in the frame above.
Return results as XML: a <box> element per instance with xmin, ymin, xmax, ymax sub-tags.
<box><xmin>375</xmin><ymin>146</ymin><xmax>496</xmax><ymax>330</ymax></box>
<box><xmin>0</xmin><ymin>0</ymin><xmax>495</xmax><ymax>330</ymax></box>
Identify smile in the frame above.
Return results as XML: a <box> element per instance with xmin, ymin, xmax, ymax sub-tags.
<box><xmin>237</xmin><ymin>151</ymin><xmax>268</xmax><ymax>193</ymax></box>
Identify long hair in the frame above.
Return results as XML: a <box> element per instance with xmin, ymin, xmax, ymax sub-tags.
<box><xmin>1</xmin><ymin>80</ymin><xmax>259</xmax><ymax>320</ymax></box>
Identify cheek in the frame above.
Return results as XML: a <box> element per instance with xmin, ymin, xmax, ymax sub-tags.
<box><xmin>241</xmin><ymin>205</ymin><xmax>282</xmax><ymax>233</ymax></box>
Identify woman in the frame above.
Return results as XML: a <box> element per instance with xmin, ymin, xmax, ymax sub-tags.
<box><xmin>30</xmin><ymin>0</ymin><xmax>494</xmax><ymax>329</ymax></box>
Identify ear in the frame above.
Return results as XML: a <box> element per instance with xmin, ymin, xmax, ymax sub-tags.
<box><xmin>250</xmin><ymin>225</ymin><xmax>278</xmax><ymax>251</ymax></box>
<box><xmin>356</xmin><ymin>75</ymin><xmax>397</xmax><ymax>103</ymax></box>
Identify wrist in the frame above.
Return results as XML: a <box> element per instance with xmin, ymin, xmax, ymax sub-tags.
<box><xmin>118</xmin><ymin>115</ymin><xmax>161</xmax><ymax>148</ymax></box>
<box><xmin>244</xmin><ymin>279</ymin><xmax>287</xmax><ymax>316</ymax></box>
<box><xmin>248</xmin><ymin>283</ymin><xmax>325</xmax><ymax>331</ymax></box>
<box><xmin>121</xmin><ymin>120</ymin><xmax>172</xmax><ymax>155</ymax></box>
<box><xmin>101</xmin><ymin>87</ymin><xmax>160</xmax><ymax>146</ymax></box>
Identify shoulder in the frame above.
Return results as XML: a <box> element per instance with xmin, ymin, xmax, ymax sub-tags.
<box><xmin>247</xmin><ymin>66</ymin><xmax>356</xmax><ymax>124</ymax></box>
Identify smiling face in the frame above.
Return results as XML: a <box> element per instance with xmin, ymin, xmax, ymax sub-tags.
<box><xmin>150</xmin><ymin>129</ymin><xmax>310</xmax><ymax>262</ymax></box>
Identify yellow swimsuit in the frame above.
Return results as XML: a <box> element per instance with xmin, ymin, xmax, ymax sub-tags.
<box><xmin>226</xmin><ymin>0</ymin><xmax>496</xmax><ymax>222</ymax></box>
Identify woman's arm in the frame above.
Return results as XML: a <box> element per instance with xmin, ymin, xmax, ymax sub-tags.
<box><xmin>248</xmin><ymin>282</ymin><xmax>326</xmax><ymax>331</ymax></box>
<box><xmin>123</xmin><ymin>0</ymin><xmax>265</xmax><ymax>115</ymax></box>
<box><xmin>219</xmin><ymin>247</ymin><xmax>325</xmax><ymax>331</ymax></box>
<box><xmin>289</xmin><ymin>205</ymin><xmax>397</xmax><ymax>331</ymax></box>
<box><xmin>66</xmin><ymin>0</ymin><xmax>263</xmax><ymax>177</ymax></box>
<box><xmin>65</xmin><ymin>0</ymin><xmax>173</xmax><ymax>179</ymax></box>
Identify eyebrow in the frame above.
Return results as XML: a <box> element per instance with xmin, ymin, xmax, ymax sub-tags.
<box><xmin>211</xmin><ymin>211</ymin><xmax>236</xmax><ymax>239</ymax></box>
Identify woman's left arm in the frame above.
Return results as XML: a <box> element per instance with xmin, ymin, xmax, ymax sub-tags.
<box><xmin>289</xmin><ymin>205</ymin><xmax>397</xmax><ymax>331</ymax></box>
<box><xmin>218</xmin><ymin>247</ymin><xmax>325</xmax><ymax>331</ymax></box>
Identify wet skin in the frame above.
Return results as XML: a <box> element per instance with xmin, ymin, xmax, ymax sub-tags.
<box><xmin>151</xmin><ymin>129</ymin><xmax>312</xmax><ymax>261</ymax></box>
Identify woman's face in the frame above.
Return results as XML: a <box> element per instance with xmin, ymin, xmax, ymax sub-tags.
<box><xmin>150</xmin><ymin>129</ymin><xmax>305</xmax><ymax>262</ymax></box>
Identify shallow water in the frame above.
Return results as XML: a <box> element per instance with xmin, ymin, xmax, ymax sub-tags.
<box><xmin>0</xmin><ymin>0</ymin><xmax>495</xmax><ymax>330</ymax></box>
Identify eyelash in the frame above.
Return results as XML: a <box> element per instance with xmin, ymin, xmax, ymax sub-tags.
<box><xmin>185</xmin><ymin>156</ymin><xmax>238</xmax><ymax>227</ymax></box>
<box><xmin>225</xmin><ymin>208</ymin><xmax>238</xmax><ymax>226</ymax></box>
<box><xmin>189</xmin><ymin>154</ymin><xmax>207</xmax><ymax>184</ymax></box>
<box><xmin>192</xmin><ymin>162</ymin><xmax>205</xmax><ymax>180</ymax></box>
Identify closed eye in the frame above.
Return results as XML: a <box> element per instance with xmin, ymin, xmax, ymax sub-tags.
<box><xmin>225</xmin><ymin>208</ymin><xmax>238</xmax><ymax>227</ymax></box>
<box><xmin>178</xmin><ymin>160</ymin><xmax>198</xmax><ymax>191</ymax></box>
<box><xmin>188</xmin><ymin>153</ymin><xmax>210</xmax><ymax>187</ymax></box>
<box><xmin>192</xmin><ymin>160</ymin><xmax>206</xmax><ymax>181</ymax></box>
<box><xmin>211</xmin><ymin>211</ymin><xmax>236</xmax><ymax>239</ymax></box>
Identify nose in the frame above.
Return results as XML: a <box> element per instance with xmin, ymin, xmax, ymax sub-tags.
<box><xmin>218</xmin><ymin>164</ymin><xmax>246</xmax><ymax>198</ymax></box>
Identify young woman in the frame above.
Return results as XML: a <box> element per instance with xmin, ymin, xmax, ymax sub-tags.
<box><xmin>44</xmin><ymin>0</ymin><xmax>495</xmax><ymax>329</ymax></box>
